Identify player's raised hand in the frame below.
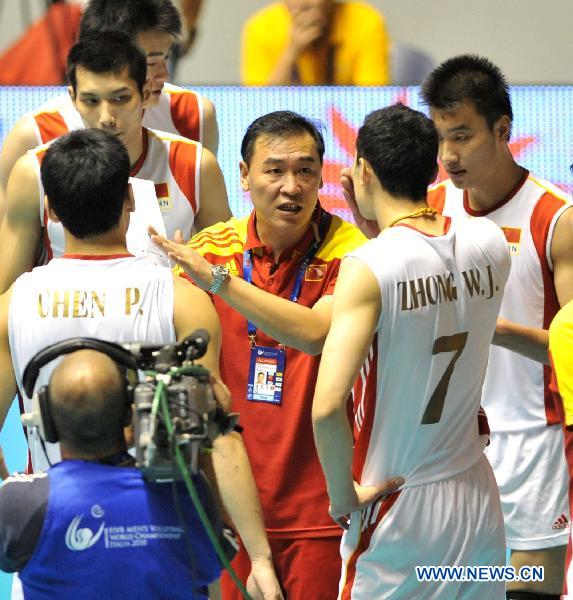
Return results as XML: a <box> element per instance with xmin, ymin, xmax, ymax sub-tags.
<box><xmin>340</xmin><ymin>167</ymin><xmax>380</xmax><ymax>239</ymax></box>
<box><xmin>329</xmin><ymin>476</ymin><xmax>405</xmax><ymax>529</ymax></box>
<box><xmin>148</xmin><ymin>226</ymin><xmax>213</xmax><ymax>290</ymax></box>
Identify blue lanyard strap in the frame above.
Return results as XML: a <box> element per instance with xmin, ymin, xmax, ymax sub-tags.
<box><xmin>243</xmin><ymin>210</ymin><xmax>331</xmax><ymax>343</ymax></box>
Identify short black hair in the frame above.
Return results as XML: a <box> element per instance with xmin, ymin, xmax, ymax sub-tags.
<box><xmin>420</xmin><ymin>54</ymin><xmax>513</xmax><ymax>136</ymax></box>
<box><xmin>41</xmin><ymin>129</ymin><xmax>131</xmax><ymax>239</ymax></box>
<box><xmin>67</xmin><ymin>31</ymin><xmax>147</xmax><ymax>96</ymax></box>
<box><xmin>50</xmin><ymin>352</ymin><xmax>128</xmax><ymax>455</ymax></box>
<box><xmin>241</xmin><ymin>111</ymin><xmax>325</xmax><ymax>165</ymax></box>
<box><xmin>80</xmin><ymin>0</ymin><xmax>181</xmax><ymax>39</ymax></box>
<box><xmin>356</xmin><ymin>104</ymin><xmax>438</xmax><ymax>201</ymax></box>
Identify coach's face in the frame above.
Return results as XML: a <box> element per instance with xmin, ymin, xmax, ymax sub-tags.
<box><xmin>239</xmin><ymin>132</ymin><xmax>323</xmax><ymax>238</ymax></box>
<box><xmin>70</xmin><ymin>66</ymin><xmax>150</xmax><ymax>156</ymax></box>
<box><xmin>431</xmin><ymin>100</ymin><xmax>510</xmax><ymax>190</ymax></box>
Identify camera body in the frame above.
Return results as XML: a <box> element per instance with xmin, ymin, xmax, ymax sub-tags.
<box><xmin>21</xmin><ymin>331</ymin><xmax>238</xmax><ymax>482</ymax></box>
<box><xmin>133</xmin><ymin>367</ymin><xmax>217</xmax><ymax>481</ymax></box>
<box><xmin>125</xmin><ymin>330</ymin><xmax>238</xmax><ymax>482</ymax></box>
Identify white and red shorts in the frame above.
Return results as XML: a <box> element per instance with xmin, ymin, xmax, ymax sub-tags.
<box><xmin>485</xmin><ymin>425</ymin><xmax>569</xmax><ymax>550</ymax></box>
<box><xmin>338</xmin><ymin>455</ymin><xmax>506</xmax><ymax>599</ymax></box>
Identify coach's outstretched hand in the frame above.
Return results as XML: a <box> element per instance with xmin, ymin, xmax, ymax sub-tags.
<box><xmin>149</xmin><ymin>227</ymin><xmax>214</xmax><ymax>290</ymax></box>
<box><xmin>329</xmin><ymin>477</ymin><xmax>405</xmax><ymax>530</ymax></box>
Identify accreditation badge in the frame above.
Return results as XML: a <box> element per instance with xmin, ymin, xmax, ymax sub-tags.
<box><xmin>247</xmin><ymin>345</ymin><xmax>285</xmax><ymax>404</ymax></box>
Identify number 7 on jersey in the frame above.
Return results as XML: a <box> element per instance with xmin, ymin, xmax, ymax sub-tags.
<box><xmin>421</xmin><ymin>332</ymin><xmax>469</xmax><ymax>424</ymax></box>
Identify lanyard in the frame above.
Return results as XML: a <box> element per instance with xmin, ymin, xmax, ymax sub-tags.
<box><xmin>243</xmin><ymin>210</ymin><xmax>331</xmax><ymax>344</ymax></box>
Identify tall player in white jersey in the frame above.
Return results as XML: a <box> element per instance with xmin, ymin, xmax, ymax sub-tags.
<box><xmin>313</xmin><ymin>104</ymin><xmax>511</xmax><ymax>599</ymax></box>
<box><xmin>0</xmin><ymin>128</ymin><xmax>283</xmax><ymax>600</ymax></box>
<box><xmin>0</xmin><ymin>0</ymin><xmax>218</xmax><ymax>219</ymax></box>
<box><xmin>0</xmin><ymin>31</ymin><xmax>230</xmax><ymax>293</ymax></box>
<box><xmin>421</xmin><ymin>55</ymin><xmax>573</xmax><ymax>599</ymax></box>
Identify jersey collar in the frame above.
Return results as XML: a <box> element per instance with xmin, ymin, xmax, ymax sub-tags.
<box><xmin>463</xmin><ymin>168</ymin><xmax>529</xmax><ymax>216</ymax></box>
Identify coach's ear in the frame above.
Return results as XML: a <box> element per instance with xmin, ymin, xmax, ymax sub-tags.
<box><xmin>239</xmin><ymin>160</ymin><xmax>250</xmax><ymax>192</ymax></box>
<box><xmin>45</xmin><ymin>195</ymin><xmax>60</xmax><ymax>223</ymax></box>
<box><xmin>68</xmin><ymin>86</ymin><xmax>76</xmax><ymax>107</ymax></box>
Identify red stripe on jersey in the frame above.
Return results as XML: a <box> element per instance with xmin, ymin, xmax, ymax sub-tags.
<box><xmin>477</xmin><ymin>406</ymin><xmax>490</xmax><ymax>438</ymax></box>
<box><xmin>530</xmin><ymin>194</ymin><xmax>569</xmax><ymax>425</ymax></box>
<box><xmin>341</xmin><ymin>491</ymin><xmax>401</xmax><ymax>600</ymax></box>
<box><xmin>169</xmin><ymin>90</ymin><xmax>201</xmax><ymax>141</ymax></box>
<box><xmin>351</xmin><ymin>337</ymin><xmax>378</xmax><ymax>483</ymax></box>
<box><xmin>427</xmin><ymin>185</ymin><xmax>446</xmax><ymax>214</ymax></box>
<box><xmin>154</xmin><ymin>182</ymin><xmax>169</xmax><ymax>198</ymax></box>
<box><xmin>34</xmin><ymin>111</ymin><xmax>68</xmax><ymax>144</ymax></box>
<box><xmin>169</xmin><ymin>140</ymin><xmax>198</xmax><ymax>213</ymax></box>
<box><xmin>130</xmin><ymin>128</ymin><xmax>149</xmax><ymax>176</ymax></box>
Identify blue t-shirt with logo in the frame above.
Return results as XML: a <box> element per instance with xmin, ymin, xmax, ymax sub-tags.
<box><xmin>1</xmin><ymin>460</ymin><xmax>221</xmax><ymax>599</ymax></box>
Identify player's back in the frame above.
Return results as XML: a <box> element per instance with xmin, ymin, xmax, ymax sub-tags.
<box><xmin>8</xmin><ymin>254</ymin><xmax>176</xmax><ymax>471</ymax></box>
<box><xmin>349</xmin><ymin>217</ymin><xmax>510</xmax><ymax>488</ymax></box>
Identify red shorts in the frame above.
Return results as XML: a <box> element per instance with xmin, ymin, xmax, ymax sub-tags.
<box><xmin>221</xmin><ymin>535</ymin><xmax>342</xmax><ymax>600</ymax></box>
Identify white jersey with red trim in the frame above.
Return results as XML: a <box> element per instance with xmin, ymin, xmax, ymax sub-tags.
<box><xmin>146</xmin><ymin>83</ymin><xmax>204</xmax><ymax>143</ymax></box>
<box><xmin>130</xmin><ymin>128</ymin><xmax>202</xmax><ymax>242</ymax></box>
<box><xmin>348</xmin><ymin>217</ymin><xmax>510</xmax><ymax>489</ymax></box>
<box><xmin>30</xmin><ymin>127</ymin><xmax>201</xmax><ymax>260</ymax></box>
<box><xmin>428</xmin><ymin>173</ymin><xmax>572</xmax><ymax>432</ymax></box>
<box><xmin>27</xmin><ymin>84</ymin><xmax>205</xmax><ymax>146</ymax></box>
<box><xmin>8</xmin><ymin>254</ymin><xmax>176</xmax><ymax>473</ymax></box>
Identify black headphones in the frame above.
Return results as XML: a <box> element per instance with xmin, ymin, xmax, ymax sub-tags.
<box><xmin>22</xmin><ymin>338</ymin><xmax>139</xmax><ymax>444</ymax></box>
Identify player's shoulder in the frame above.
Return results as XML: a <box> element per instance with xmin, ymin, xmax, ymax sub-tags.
<box><xmin>525</xmin><ymin>172</ymin><xmax>572</xmax><ymax>204</ymax></box>
<box><xmin>428</xmin><ymin>179</ymin><xmax>450</xmax><ymax>194</ymax></box>
<box><xmin>189</xmin><ymin>217</ymin><xmax>247</xmax><ymax>257</ymax></box>
<box><xmin>4</xmin><ymin>113</ymin><xmax>40</xmax><ymax>149</ymax></box>
<box><xmin>147</xmin><ymin>127</ymin><xmax>200</xmax><ymax>148</ymax></box>
<box><xmin>427</xmin><ymin>179</ymin><xmax>459</xmax><ymax>212</ymax></box>
<box><xmin>161</xmin><ymin>82</ymin><xmax>203</xmax><ymax>108</ymax></box>
<box><xmin>162</xmin><ymin>82</ymin><xmax>199</xmax><ymax>98</ymax></box>
<box><xmin>453</xmin><ymin>216</ymin><xmax>511</xmax><ymax>274</ymax></box>
<box><xmin>454</xmin><ymin>215</ymin><xmax>507</xmax><ymax>248</ymax></box>
<box><xmin>316</xmin><ymin>213</ymin><xmax>367</xmax><ymax>261</ymax></box>
<box><xmin>30</xmin><ymin>93</ymin><xmax>72</xmax><ymax>117</ymax></box>
<box><xmin>27</xmin><ymin>139</ymin><xmax>53</xmax><ymax>161</ymax></box>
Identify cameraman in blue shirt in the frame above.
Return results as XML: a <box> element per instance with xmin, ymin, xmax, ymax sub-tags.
<box><xmin>0</xmin><ymin>348</ymin><xmax>225</xmax><ymax>599</ymax></box>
